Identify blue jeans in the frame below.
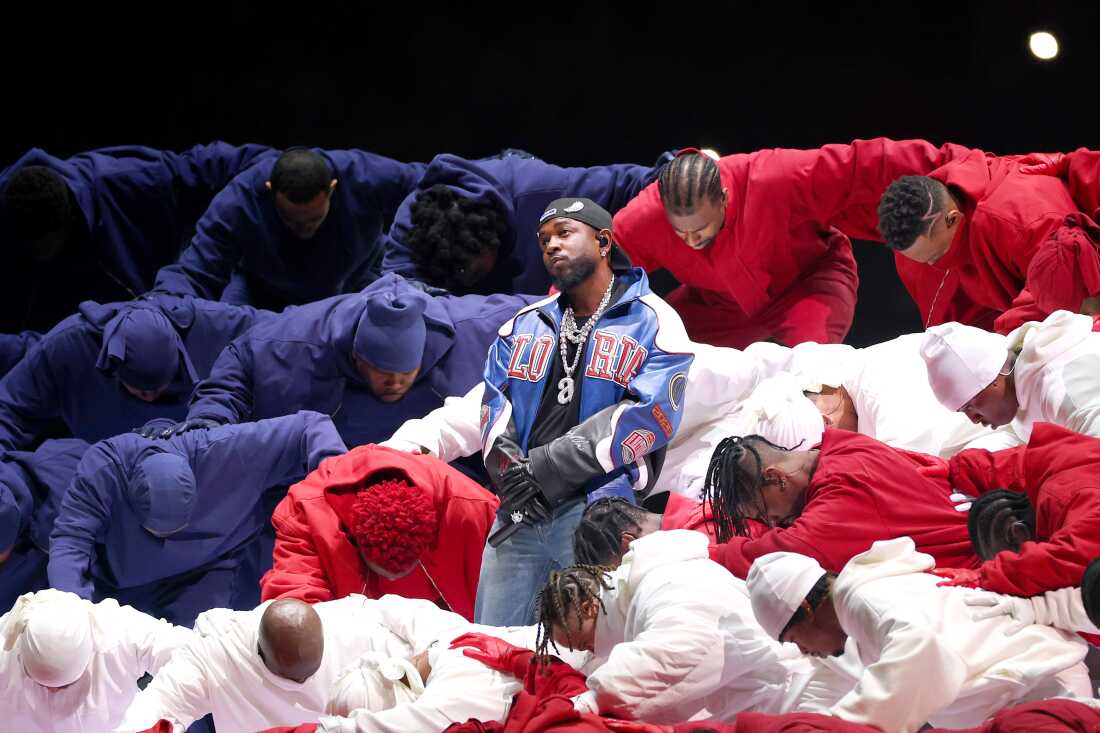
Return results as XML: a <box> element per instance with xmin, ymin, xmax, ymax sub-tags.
<box><xmin>474</xmin><ymin>499</ymin><xmax>585</xmax><ymax>626</ymax></box>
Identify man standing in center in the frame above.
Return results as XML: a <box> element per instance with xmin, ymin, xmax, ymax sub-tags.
<box><xmin>476</xmin><ymin>197</ymin><xmax>694</xmax><ymax>625</ymax></box>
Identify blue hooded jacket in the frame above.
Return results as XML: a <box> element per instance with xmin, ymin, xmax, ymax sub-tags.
<box><xmin>0</xmin><ymin>438</ymin><xmax>90</xmax><ymax>609</ymax></box>
<box><xmin>186</xmin><ymin>273</ymin><xmax>538</xmax><ymax>447</ymax></box>
<box><xmin>0</xmin><ymin>142</ymin><xmax>276</xmax><ymax>330</ymax></box>
<box><xmin>154</xmin><ymin>149</ymin><xmax>427</xmax><ymax>310</ymax></box>
<box><xmin>381</xmin><ymin>154</ymin><xmax>662</xmax><ymax>295</ymax></box>
<box><xmin>47</xmin><ymin>411</ymin><xmax>346</xmax><ymax>598</ymax></box>
<box><xmin>0</xmin><ymin>293</ymin><xmax>275</xmax><ymax>451</ymax></box>
<box><xmin>0</xmin><ymin>331</ymin><xmax>41</xmax><ymax>378</ymax></box>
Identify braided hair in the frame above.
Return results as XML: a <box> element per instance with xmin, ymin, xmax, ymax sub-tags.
<box><xmin>534</xmin><ymin>565</ymin><xmax>611</xmax><ymax>664</ymax></box>
<box><xmin>657</xmin><ymin>152</ymin><xmax>723</xmax><ymax>215</ymax></box>
<box><xmin>968</xmin><ymin>489</ymin><xmax>1036</xmax><ymax>561</ymax></box>
<box><xmin>405</xmin><ymin>184</ymin><xmax>508</xmax><ymax>291</ymax></box>
<box><xmin>703</xmin><ymin>435</ymin><xmax>790</xmax><ymax>543</ymax></box>
<box><xmin>573</xmin><ymin>497</ymin><xmax>648</xmax><ymax>567</ymax></box>
<box><xmin>877</xmin><ymin>175</ymin><xmax>948</xmax><ymax>251</ymax></box>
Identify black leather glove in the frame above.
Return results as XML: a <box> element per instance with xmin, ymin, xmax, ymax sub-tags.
<box><xmin>159</xmin><ymin>417</ymin><xmax>223</xmax><ymax>439</ymax></box>
<box><xmin>132</xmin><ymin>418</ymin><xmax>176</xmax><ymax>439</ymax></box>
<box><xmin>498</xmin><ymin>462</ymin><xmax>551</xmax><ymax>524</ymax></box>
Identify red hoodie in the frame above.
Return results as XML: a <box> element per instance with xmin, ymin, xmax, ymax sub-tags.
<box><xmin>260</xmin><ymin>444</ymin><xmax>498</xmax><ymax>620</ymax></box>
<box><xmin>709</xmin><ymin>430</ymin><xmax>978</xmax><ymax>578</ymax></box>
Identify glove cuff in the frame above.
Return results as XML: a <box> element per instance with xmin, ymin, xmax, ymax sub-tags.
<box><xmin>529</xmin><ymin>445</ymin><xmax>580</xmax><ymax>509</ymax></box>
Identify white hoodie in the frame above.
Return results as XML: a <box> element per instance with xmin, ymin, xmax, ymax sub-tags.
<box><xmin>1008</xmin><ymin>310</ymin><xmax>1100</xmax><ymax>441</ymax></box>
<box><xmin>1</xmin><ymin>591</ymin><xmax>192</xmax><ymax>733</ymax></box>
<box><xmin>574</xmin><ymin>530</ymin><xmax>809</xmax><ymax>723</ymax></box>
<box><xmin>114</xmin><ymin>595</ymin><xmax>470</xmax><ymax>733</ymax></box>
<box><xmin>830</xmin><ymin>538</ymin><xmax>1090</xmax><ymax>733</ymax></box>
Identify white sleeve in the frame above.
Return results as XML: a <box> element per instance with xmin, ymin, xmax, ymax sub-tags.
<box><xmin>584</xmin><ymin>580</ymin><xmax>735</xmax><ymax>720</ymax></box>
<box><xmin>955</xmin><ymin>424</ymin><xmax>1025</xmax><ymax>452</ymax></box>
<box><xmin>829</xmin><ymin>604</ymin><xmax>967</xmax><ymax>733</ymax></box>
<box><xmin>371</xmin><ymin>595</ymin><xmax>471</xmax><ymax>651</ymax></box>
<box><xmin>318</xmin><ymin>650</ymin><xmax>518</xmax><ymax>733</ymax></box>
<box><xmin>113</xmin><ymin>635</ymin><xmax>220</xmax><ymax>733</ymax></box>
<box><xmin>1031</xmin><ymin>587</ymin><xmax>1100</xmax><ymax>634</ymax></box>
<box><xmin>383</xmin><ymin>383</ymin><xmax>483</xmax><ymax>462</ymax></box>
<box><xmin>102</xmin><ymin>600</ymin><xmax>195</xmax><ymax>675</ymax></box>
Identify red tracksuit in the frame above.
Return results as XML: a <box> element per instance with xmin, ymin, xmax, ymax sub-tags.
<box><xmin>259</xmin><ymin>445</ymin><xmax>499</xmax><ymax>621</ymax></box>
<box><xmin>708</xmin><ymin>430</ymin><xmax>978</xmax><ymax>578</ymax></box>
<box><xmin>948</xmin><ymin>422</ymin><xmax>1100</xmax><ymax>596</ymax></box>
<box><xmin>612</xmin><ymin>138</ymin><xmax>969</xmax><ymax>348</ymax></box>
<box><xmin>893</xmin><ymin>150</ymin><xmax>1088</xmax><ymax>333</ymax></box>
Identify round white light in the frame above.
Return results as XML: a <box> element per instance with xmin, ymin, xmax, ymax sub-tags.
<box><xmin>700</xmin><ymin>148</ymin><xmax>720</xmax><ymax>160</ymax></box>
<box><xmin>1029</xmin><ymin>31</ymin><xmax>1059</xmax><ymax>60</ymax></box>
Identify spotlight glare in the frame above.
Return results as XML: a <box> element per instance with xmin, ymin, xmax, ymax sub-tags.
<box><xmin>1029</xmin><ymin>31</ymin><xmax>1059</xmax><ymax>60</ymax></box>
<box><xmin>700</xmin><ymin>148</ymin><xmax>720</xmax><ymax>160</ymax></box>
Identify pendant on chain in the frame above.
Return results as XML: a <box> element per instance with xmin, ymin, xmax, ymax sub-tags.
<box><xmin>557</xmin><ymin>376</ymin><xmax>574</xmax><ymax>404</ymax></box>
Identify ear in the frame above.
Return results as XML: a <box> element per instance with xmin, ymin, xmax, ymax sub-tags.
<box><xmin>619</xmin><ymin>531</ymin><xmax>636</xmax><ymax>556</ymax></box>
<box><xmin>762</xmin><ymin>466</ymin><xmax>785</xmax><ymax>489</ymax></box>
<box><xmin>329</xmin><ymin>178</ymin><xmax>338</xmax><ymax>192</ymax></box>
<box><xmin>945</xmin><ymin>208</ymin><xmax>962</xmax><ymax>230</ymax></box>
<box><xmin>720</xmin><ymin>187</ymin><xmax>730</xmax><ymax>208</ymax></box>
<box><xmin>581</xmin><ymin>597</ymin><xmax>602</xmax><ymax>619</ymax></box>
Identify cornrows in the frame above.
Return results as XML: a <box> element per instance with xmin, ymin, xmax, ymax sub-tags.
<box><xmin>572</xmin><ymin>497</ymin><xmax>647</xmax><ymax>566</ymax></box>
<box><xmin>703</xmin><ymin>435</ymin><xmax>786</xmax><ymax>543</ymax></box>
<box><xmin>657</xmin><ymin>152</ymin><xmax>723</xmax><ymax>215</ymax></box>
<box><xmin>534</xmin><ymin>565</ymin><xmax>612</xmax><ymax>664</ymax></box>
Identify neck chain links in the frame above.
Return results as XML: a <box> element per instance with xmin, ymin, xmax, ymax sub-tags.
<box><xmin>556</xmin><ymin>275</ymin><xmax>615</xmax><ymax>404</ymax></box>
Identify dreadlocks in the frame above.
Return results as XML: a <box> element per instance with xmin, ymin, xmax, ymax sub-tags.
<box><xmin>573</xmin><ymin>497</ymin><xmax>649</xmax><ymax>567</ymax></box>
<box><xmin>877</xmin><ymin>175</ymin><xmax>948</xmax><ymax>251</ymax></box>
<box><xmin>405</xmin><ymin>184</ymin><xmax>508</xmax><ymax>292</ymax></box>
<box><xmin>703</xmin><ymin>434</ymin><xmax>790</xmax><ymax>543</ymax></box>
<box><xmin>968</xmin><ymin>489</ymin><xmax>1036</xmax><ymax>561</ymax></box>
<box><xmin>657</xmin><ymin>152</ymin><xmax>723</xmax><ymax>215</ymax></box>
<box><xmin>534</xmin><ymin>565</ymin><xmax>611</xmax><ymax>665</ymax></box>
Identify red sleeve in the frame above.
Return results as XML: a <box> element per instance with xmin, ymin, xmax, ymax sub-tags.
<box><xmin>1064</xmin><ymin>148</ymin><xmax>1100</xmax><ymax>218</ymax></box>
<box><xmin>993</xmin><ymin>289</ymin><xmax>1048</xmax><ymax>335</ymax></box>
<box><xmin>947</xmin><ymin>445</ymin><xmax>1027</xmax><ymax>497</ymax></box>
<box><xmin>756</xmin><ymin>138</ymin><xmax>972</xmax><ymax>241</ymax></box>
<box><xmin>1025</xmin><ymin>214</ymin><xmax>1100</xmax><ymax>317</ymax></box>
<box><xmin>611</xmin><ymin>185</ymin><xmax>667</xmax><ymax>273</ymax></box>
<box><xmin>730</xmin><ymin>711</ymin><xmax>886</xmax><ymax>733</ymax></box>
<box><xmin>260</xmin><ymin>497</ymin><xmax>335</xmax><ymax>604</ymax></box>
<box><xmin>978</xmin><ymin>491</ymin><xmax>1100</xmax><ymax>596</ymax></box>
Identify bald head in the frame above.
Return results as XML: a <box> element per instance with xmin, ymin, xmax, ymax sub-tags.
<box><xmin>258</xmin><ymin>599</ymin><xmax>324</xmax><ymax>683</ymax></box>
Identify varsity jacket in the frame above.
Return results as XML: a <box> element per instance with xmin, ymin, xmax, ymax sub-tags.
<box><xmin>481</xmin><ymin>251</ymin><xmax>695</xmax><ymax>506</ymax></box>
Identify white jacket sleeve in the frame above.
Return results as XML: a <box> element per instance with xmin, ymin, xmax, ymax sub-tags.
<box><xmin>1031</xmin><ymin>587</ymin><xmax>1100</xmax><ymax>634</ymax></box>
<box><xmin>584</xmin><ymin>581</ymin><xmax>729</xmax><ymax>721</ymax></box>
<box><xmin>371</xmin><ymin>595</ymin><xmax>471</xmax><ymax>651</ymax></box>
<box><xmin>830</xmin><ymin>603</ymin><xmax>967</xmax><ymax>733</ymax></box>
<box><xmin>113</xmin><ymin>635</ymin><xmax>221</xmax><ymax>733</ymax></box>
<box><xmin>318</xmin><ymin>649</ymin><xmax>518</xmax><ymax>733</ymax></box>
<box><xmin>382</xmin><ymin>383</ymin><xmax>483</xmax><ymax>462</ymax></box>
<box><xmin>101</xmin><ymin>600</ymin><xmax>195</xmax><ymax>675</ymax></box>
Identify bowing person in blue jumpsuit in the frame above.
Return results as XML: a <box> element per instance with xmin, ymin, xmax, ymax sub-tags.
<box><xmin>173</xmin><ymin>273</ymin><xmax>537</xmax><ymax>447</ymax></box>
<box><xmin>0</xmin><ymin>142</ymin><xmax>275</xmax><ymax>331</ymax></box>
<box><xmin>154</xmin><ymin>148</ymin><xmax>427</xmax><ymax>310</ymax></box>
<box><xmin>0</xmin><ymin>293</ymin><xmax>274</xmax><ymax>452</ymax></box>
<box><xmin>381</xmin><ymin>151</ymin><xmax>670</xmax><ymax>296</ymax></box>
<box><xmin>47</xmin><ymin>410</ymin><xmax>346</xmax><ymax>627</ymax></box>
<box><xmin>0</xmin><ymin>438</ymin><xmax>90</xmax><ymax>610</ymax></box>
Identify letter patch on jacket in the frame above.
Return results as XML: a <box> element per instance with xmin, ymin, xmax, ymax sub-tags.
<box><xmin>651</xmin><ymin>405</ymin><xmax>673</xmax><ymax>438</ymax></box>
<box><xmin>585</xmin><ymin>330</ymin><xmax>648</xmax><ymax>388</ymax></box>
<box><xmin>507</xmin><ymin>334</ymin><xmax>554</xmax><ymax>382</ymax></box>
<box><xmin>621</xmin><ymin>428</ymin><xmax>656</xmax><ymax>464</ymax></box>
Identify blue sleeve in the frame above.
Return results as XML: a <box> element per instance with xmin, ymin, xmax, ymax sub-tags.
<box><xmin>168</xmin><ymin>142</ymin><xmax>275</xmax><ymax>194</ymax></box>
<box><xmin>0</xmin><ymin>336</ymin><xmax>66</xmax><ymax>452</ymax></box>
<box><xmin>153</xmin><ymin>177</ymin><xmax>257</xmax><ymax>299</ymax></box>
<box><xmin>47</xmin><ymin>449</ymin><xmax>114</xmax><ymax>598</ymax></box>
<box><xmin>380</xmin><ymin>191</ymin><xmax>424</xmax><ymax>279</ymax></box>
<box><xmin>570</xmin><ymin>163</ymin><xmax>660</xmax><ymax>213</ymax></box>
<box><xmin>0</xmin><ymin>330</ymin><xmax>42</xmax><ymax>379</ymax></box>
<box><xmin>186</xmin><ymin>338</ymin><xmax>257</xmax><ymax>425</ymax></box>
<box><xmin>204</xmin><ymin>411</ymin><xmax>347</xmax><ymax>489</ymax></box>
<box><xmin>479</xmin><ymin>331</ymin><xmax>524</xmax><ymax>490</ymax></box>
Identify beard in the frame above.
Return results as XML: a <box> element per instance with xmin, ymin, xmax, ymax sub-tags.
<box><xmin>550</xmin><ymin>253</ymin><xmax>599</xmax><ymax>291</ymax></box>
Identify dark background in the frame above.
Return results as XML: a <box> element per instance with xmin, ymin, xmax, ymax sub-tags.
<box><xmin>4</xmin><ymin>2</ymin><xmax>1097</xmax><ymax>346</ymax></box>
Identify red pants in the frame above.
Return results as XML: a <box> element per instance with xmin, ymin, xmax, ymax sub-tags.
<box><xmin>665</xmin><ymin>239</ymin><xmax>858</xmax><ymax>349</ymax></box>
<box><xmin>926</xmin><ymin>699</ymin><xmax>1100</xmax><ymax>733</ymax></box>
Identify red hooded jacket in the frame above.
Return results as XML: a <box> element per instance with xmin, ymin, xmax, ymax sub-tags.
<box><xmin>260</xmin><ymin>445</ymin><xmax>498</xmax><ymax>620</ymax></box>
<box><xmin>948</xmin><ymin>422</ymin><xmax>1100</xmax><ymax>596</ymax></box>
<box><xmin>709</xmin><ymin>430</ymin><xmax>978</xmax><ymax>578</ymax></box>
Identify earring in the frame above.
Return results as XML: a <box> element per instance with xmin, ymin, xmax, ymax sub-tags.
<box><xmin>601</xmin><ymin>250</ymin><xmax>607</xmax><ymax>257</ymax></box>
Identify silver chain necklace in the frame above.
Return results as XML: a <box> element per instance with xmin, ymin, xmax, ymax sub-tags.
<box><xmin>556</xmin><ymin>275</ymin><xmax>615</xmax><ymax>404</ymax></box>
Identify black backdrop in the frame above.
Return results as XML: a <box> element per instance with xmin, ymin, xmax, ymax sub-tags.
<box><xmin>4</xmin><ymin>2</ymin><xmax>1098</xmax><ymax>346</ymax></box>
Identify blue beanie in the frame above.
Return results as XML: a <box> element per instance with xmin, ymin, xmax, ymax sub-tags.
<box><xmin>353</xmin><ymin>284</ymin><xmax>430</xmax><ymax>373</ymax></box>
<box><xmin>96</xmin><ymin>308</ymin><xmax>197</xmax><ymax>391</ymax></box>
<box><xmin>128</xmin><ymin>452</ymin><xmax>197</xmax><ymax>536</ymax></box>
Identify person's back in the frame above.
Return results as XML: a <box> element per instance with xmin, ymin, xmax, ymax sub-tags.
<box><xmin>383</xmin><ymin>153</ymin><xmax>662</xmax><ymax>295</ymax></box>
<box><xmin>0</xmin><ymin>143</ymin><xmax>275</xmax><ymax>331</ymax></box>
<box><xmin>155</xmin><ymin>148</ymin><xmax>424</xmax><ymax>309</ymax></box>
